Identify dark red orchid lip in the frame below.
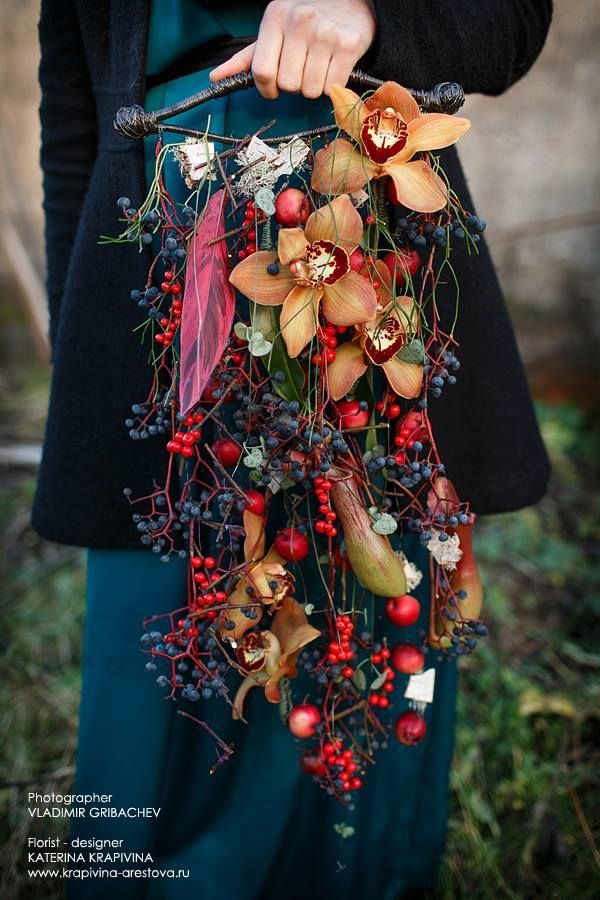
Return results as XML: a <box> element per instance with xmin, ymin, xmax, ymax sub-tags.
<box><xmin>236</xmin><ymin>632</ymin><xmax>268</xmax><ymax>672</ymax></box>
<box><xmin>363</xmin><ymin>314</ymin><xmax>406</xmax><ymax>364</ymax></box>
<box><xmin>361</xmin><ymin>109</ymin><xmax>408</xmax><ymax>165</ymax></box>
<box><xmin>305</xmin><ymin>239</ymin><xmax>350</xmax><ymax>285</ymax></box>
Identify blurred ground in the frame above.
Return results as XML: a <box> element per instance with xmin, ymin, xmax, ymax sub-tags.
<box><xmin>1</xmin><ymin>1</ymin><xmax>599</xmax><ymax>898</ymax></box>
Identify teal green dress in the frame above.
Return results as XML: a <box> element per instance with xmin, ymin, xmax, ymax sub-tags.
<box><xmin>72</xmin><ymin>5</ymin><xmax>458</xmax><ymax>898</ymax></box>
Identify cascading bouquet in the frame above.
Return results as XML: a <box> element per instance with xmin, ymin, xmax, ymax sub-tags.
<box><xmin>111</xmin><ymin>80</ymin><xmax>487</xmax><ymax>802</ymax></box>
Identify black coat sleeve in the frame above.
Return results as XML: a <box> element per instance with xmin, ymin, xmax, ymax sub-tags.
<box><xmin>363</xmin><ymin>0</ymin><xmax>553</xmax><ymax>95</ymax></box>
<box><xmin>38</xmin><ymin>0</ymin><xmax>98</xmax><ymax>352</ymax></box>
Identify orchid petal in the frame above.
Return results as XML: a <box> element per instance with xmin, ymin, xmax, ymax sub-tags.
<box><xmin>232</xmin><ymin>672</ymin><xmax>268</xmax><ymax>719</ymax></box>
<box><xmin>278</xmin><ymin>228</ymin><xmax>309</xmax><ymax>265</ymax></box>
<box><xmin>312</xmin><ymin>139</ymin><xmax>376</xmax><ymax>195</ymax></box>
<box><xmin>389</xmin><ymin>296</ymin><xmax>418</xmax><ymax>334</ymax></box>
<box><xmin>327</xmin><ymin>341</ymin><xmax>368</xmax><ymax>400</ymax></box>
<box><xmin>279</xmin><ymin>285</ymin><xmax>321</xmax><ymax>357</ymax></box>
<box><xmin>328</xmin><ymin>84</ymin><xmax>368</xmax><ymax>142</ymax></box>
<box><xmin>365</xmin><ymin>81</ymin><xmax>420</xmax><ymax>123</ymax></box>
<box><xmin>396</xmin><ymin>113</ymin><xmax>471</xmax><ymax>163</ymax></box>
<box><xmin>305</xmin><ymin>194</ymin><xmax>364</xmax><ymax>253</ymax></box>
<box><xmin>386</xmin><ymin>159</ymin><xmax>448</xmax><ymax>213</ymax></box>
<box><xmin>220</xmin><ymin>583</ymin><xmax>264</xmax><ymax>641</ymax></box>
<box><xmin>262</xmin><ymin>598</ymin><xmax>320</xmax><ymax>703</ymax></box>
<box><xmin>248</xmin><ymin>562</ymin><xmax>289</xmax><ymax>605</ymax></box>
<box><xmin>382</xmin><ymin>356</ymin><xmax>423</xmax><ymax>398</ymax></box>
<box><xmin>242</xmin><ymin>509</ymin><xmax>266</xmax><ymax>563</ymax></box>
<box><xmin>322</xmin><ymin>270</ymin><xmax>377</xmax><ymax>326</ymax></box>
<box><xmin>230</xmin><ymin>250</ymin><xmax>295</xmax><ymax>305</ymax></box>
<box><xmin>271</xmin><ymin>597</ymin><xmax>321</xmax><ymax>655</ymax></box>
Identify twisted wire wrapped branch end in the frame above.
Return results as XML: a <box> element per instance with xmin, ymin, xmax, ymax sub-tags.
<box><xmin>114</xmin><ymin>105</ymin><xmax>159</xmax><ymax>140</ymax></box>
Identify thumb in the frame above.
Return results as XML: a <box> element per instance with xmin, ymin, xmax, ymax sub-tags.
<box><xmin>209</xmin><ymin>42</ymin><xmax>256</xmax><ymax>82</ymax></box>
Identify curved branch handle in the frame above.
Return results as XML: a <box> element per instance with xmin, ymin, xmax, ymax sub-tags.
<box><xmin>114</xmin><ymin>70</ymin><xmax>465</xmax><ymax>141</ymax></box>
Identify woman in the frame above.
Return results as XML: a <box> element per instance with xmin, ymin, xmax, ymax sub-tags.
<box><xmin>36</xmin><ymin>2</ymin><xmax>552</xmax><ymax>898</ymax></box>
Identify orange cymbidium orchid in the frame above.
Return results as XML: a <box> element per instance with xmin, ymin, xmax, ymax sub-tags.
<box><xmin>219</xmin><ymin>506</ymin><xmax>294</xmax><ymax>642</ymax></box>
<box><xmin>327</xmin><ymin>260</ymin><xmax>423</xmax><ymax>401</ymax></box>
<box><xmin>232</xmin><ymin>596</ymin><xmax>320</xmax><ymax>718</ymax></box>
<box><xmin>229</xmin><ymin>195</ymin><xmax>377</xmax><ymax>358</ymax></box>
<box><xmin>312</xmin><ymin>81</ymin><xmax>470</xmax><ymax>212</ymax></box>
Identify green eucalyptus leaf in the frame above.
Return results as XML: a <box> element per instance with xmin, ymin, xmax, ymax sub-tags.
<box><xmin>333</xmin><ymin>822</ymin><xmax>355</xmax><ymax>840</ymax></box>
<box><xmin>372</xmin><ymin>513</ymin><xmax>398</xmax><ymax>535</ymax></box>
<box><xmin>397</xmin><ymin>339</ymin><xmax>425</xmax><ymax>364</ymax></box>
<box><xmin>351</xmin><ymin>668</ymin><xmax>367</xmax><ymax>691</ymax></box>
<box><xmin>370</xmin><ymin>671</ymin><xmax>388</xmax><ymax>691</ymax></box>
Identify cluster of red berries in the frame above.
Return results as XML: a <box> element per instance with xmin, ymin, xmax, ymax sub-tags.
<box><xmin>191</xmin><ymin>555</ymin><xmax>226</xmax><ymax>619</ymax></box>
<box><xmin>316</xmin><ymin>741</ymin><xmax>363</xmax><ymax>791</ymax></box>
<box><xmin>300</xmin><ymin>743</ymin><xmax>362</xmax><ymax>790</ymax></box>
<box><xmin>166</xmin><ymin>411</ymin><xmax>204</xmax><ymax>457</ymax></box>
<box><xmin>311</xmin><ymin>324</ymin><xmax>342</xmax><ymax>367</ymax></box>
<box><xmin>393</xmin><ymin>410</ymin><xmax>429</xmax><ymax>450</ymax></box>
<box><xmin>369</xmin><ymin>645</ymin><xmax>395</xmax><ymax>708</ymax></box>
<box><xmin>376</xmin><ymin>392</ymin><xmax>402</xmax><ymax>420</ymax></box>
<box><xmin>327</xmin><ymin>614</ymin><xmax>354</xmax><ymax>664</ymax></box>
<box><xmin>154</xmin><ymin>272</ymin><xmax>182</xmax><ymax>347</ymax></box>
<box><xmin>313</xmin><ymin>476</ymin><xmax>337</xmax><ymax>537</ymax></box>
<box><xmin>237</xmin><ymin>199</ymin><xmax>260</xmax><ymax>259</ymax></box>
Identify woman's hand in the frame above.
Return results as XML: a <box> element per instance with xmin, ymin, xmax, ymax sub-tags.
<box><xmin>209</xmin><ymin>0</ymin><xmax>377</xmax><ymax>99</ymax></box>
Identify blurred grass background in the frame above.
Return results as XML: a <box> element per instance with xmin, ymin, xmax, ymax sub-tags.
<box><xmin>1</xmin><ymin>0</ymin><xmax>600</xmax><ymax>897</ymax></box>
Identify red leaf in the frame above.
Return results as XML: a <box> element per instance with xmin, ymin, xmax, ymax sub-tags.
<box><xmin>179</xmin><ymin>189</ymin><xmax>235</xmax><ymax>413</ymax></box>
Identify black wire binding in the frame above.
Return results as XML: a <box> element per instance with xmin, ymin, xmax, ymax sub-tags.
<box><xmin>113</xmin><ymin>71</ymin><xmax>465</xmax><ymax>142</ymax></box>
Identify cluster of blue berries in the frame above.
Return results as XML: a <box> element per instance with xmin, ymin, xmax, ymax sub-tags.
<box><xmin>142</xmin><ymin>621</ymin><xmax>231</xmax><ymax>702</ymax></box>
<box><xmin>394</xmin><ymin>212</ymin><xmax>486</xmax><ymax>249</ymax></box>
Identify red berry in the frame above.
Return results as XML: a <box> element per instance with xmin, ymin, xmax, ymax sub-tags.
<box><xmin>288</xmin><ymin>703</ymin><xmax>321</xmax><ymax>738</ymax></box>
<box><xmin>212</xmin><ymin>438</ymin><xmax>242</xmax><ymax>467</ymax></box>
<box><xmin>391</xmin><ymin>643</ymin><xmax>425</xmax><ymax>674</ymax></box>
<box><xmin>386</xmin><ymin>594</ymin><xmax>421</xmax><ymax>627</ymax></box>
<box><xmin>273</xmin><ymin>528</ymin><xmax>310</xmax><ymax>562</ymax></box>
<box><xmin>274</xmin><ymin>188</ymin><xmax>310</xmax><ymax>226</ymax></box>
<box><xmin>395</xmin><ymin>710</ymin><xmax>427</xmax><ymax>745</ymax></box>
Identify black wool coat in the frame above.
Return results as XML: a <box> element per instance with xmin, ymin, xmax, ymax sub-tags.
<box><xmin>33</xmin><ymin>0</ymin><xmax>553</xmax><ymax>549</ymax></box>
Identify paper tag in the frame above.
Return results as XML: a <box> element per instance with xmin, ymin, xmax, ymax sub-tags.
<box><xmin>271</xmin><ymin>138</ymin><xmax>310</xmax><ymax>176</ymax></box>
<box><xmin>175</xmin><ymin>140</ymin><xmax>216</xmax><ymax>187</ymax></box>
<box><xmin>242</xmin><ymin>136</ymin><xmax>279</xmax><ymax>164</ymax></box>
<box><xmin>404</xmin><ymin>668</ymin><xmax>436</xmax><ymax>704</ymax></box>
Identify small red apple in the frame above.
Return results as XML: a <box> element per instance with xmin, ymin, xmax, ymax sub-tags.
<box><xmin>202</xmin><ymin>378</ymin><xmax>232</xmax><ymax>403</ymax></box>
<box><xmin>244</xmin><ymin>490</ymin><xmax>266</xmax><ymax>516</ymax></box>
<box><xmin>288</xmin><ymin>703</ymin><xmax>321</xmax><ymax>738</ymax></box>
<box><xmin>349</xmin><ymin>247</ymin><xmax>365</xmax><ymax>272</ymax></box>
<box><xmin>381</xmin><ymin>249</ymin><xmax>421</xmax><ymax>287</ymax></box>
<box><xmin>212</xmin><ymin>438</ymin><xmax>242</xmax><ymax>467</ymax></box>
<box><xmin>274</xmin><ymin>527</ymin><xmax>310</xmax><ymax>562</ymax></box>
<box><xmin>386</xmin><ymin>595</ymin><xmax>421</xmax><ymax>628</ymax></box>
<box><xmin>337</xmin><ymin>399</ymin><xmax>370</xmax><ymax>429</ymax></box>
<box><xmin>275</xmin><ymin>188</ymin><xmax>310</xmax><ymax>226</ymax></box>
<box><xmin>391</xmin><ymin>643</ymin><xmax>425</xmax><ymax>674</ymax></box>
<box><xmin>395</xmin><ymin>710</ymin><xmax>427</xmax><ymax>745</ymax></box>
<box><xmin>300</xmin><ymin>750</ymin><xmax>328</xmax><ymax>777</ymax></box>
